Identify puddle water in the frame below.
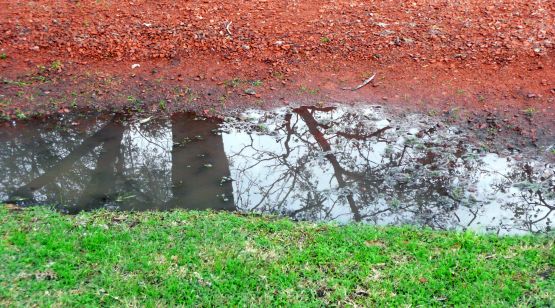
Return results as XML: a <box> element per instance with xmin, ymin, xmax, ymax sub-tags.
<box><xmin>1</xmin><ymin>106</ymin><xmax>553</xmax><ymax>235</ymax></box>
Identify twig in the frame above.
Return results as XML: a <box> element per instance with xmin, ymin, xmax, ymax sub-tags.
<box><xmin>342</xmin><ymin>73</ymin><xmax>376</xmax><ymax>91</ymax></box>
<box><xmin>224</xmin><ymin>21</ymin><xmax>232</xmax><ymax>37</ymax></box>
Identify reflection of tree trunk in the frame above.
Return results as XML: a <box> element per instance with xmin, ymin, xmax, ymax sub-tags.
<box><xmin>72</xmin><ymin>121</ymin><xmax>125</xmax><ymax>213</ymax></box>
<box><xmin>294</xmin><ymin>107</ymin><xmax>362</xmax><ymax>221</ymax></box>
<box><xmin>10</xmin><ymin>117</ymin><xmax>124</xmax><ymax>201</ymax></box>
<box><xmin>167</xmin><ymin>113</ymin><xmax>235</xmax><ymax>210</ymax></box>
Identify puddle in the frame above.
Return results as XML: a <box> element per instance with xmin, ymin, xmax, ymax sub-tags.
<box><xmin>1</xmin><ymin>106</ymin><xmax>553</xmax><ymax>235</ymax></box>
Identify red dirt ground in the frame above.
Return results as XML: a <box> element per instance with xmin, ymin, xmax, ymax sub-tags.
<box><xmin>1</xmin><ymin>0</ymin><xmax>554</xmax><ymax>144</ymax></box>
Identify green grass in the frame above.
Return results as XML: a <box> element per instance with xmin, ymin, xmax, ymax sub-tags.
<box><xmin>50</xmin><ymin>60</ymin><xmax>62</xmax><ymax>70</ymax></box>
<box><xmin>1</xmin><ymin>207</ymin><xmax>553</xmax><ymax>306</ymax></box>
<box><xmin>523</xmin><ymin>107</ymin><xmax>537</xmax><ymax>117</ymax></box>
<box><xmin>299</xmin><ymin>85</ymin><xmax>319</xmax><ymax>95</ymax></box>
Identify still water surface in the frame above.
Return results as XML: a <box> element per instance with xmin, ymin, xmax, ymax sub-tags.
<box><xmin>1</xmin><ymin>106</ymin><xmax>553</xmax><ymax>234</ymax></box>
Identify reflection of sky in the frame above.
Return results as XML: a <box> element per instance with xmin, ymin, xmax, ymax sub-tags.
<box><xmin>222</xmin><ymin>108</ymin><xmax>554</xmax><ymax>235</ymax></box>
<box><xmin>120</xmin><ymin>123</ymin><xmax>173</xmax><ymax>204</ymax></box>
<box><xmin>0</xmin><ymin>107</ymin><xmax>553</xmax><ymax>234</ymax></box>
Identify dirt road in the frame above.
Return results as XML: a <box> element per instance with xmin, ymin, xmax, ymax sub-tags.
<box><xmin>1</xmin><ymin>0</ymin><xmax>554</xmax><ymax>142</ymax></box>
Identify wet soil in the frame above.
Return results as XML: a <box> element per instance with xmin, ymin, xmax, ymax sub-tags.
<box><xmin>1</xmin><ymin>106</ymin><xmax>553</xmax><ymax>234</ymax></box>
<box><xmin>1</xmin><ymin>1</ymin><xmax>554</xmax><ymax>130</ymax></box>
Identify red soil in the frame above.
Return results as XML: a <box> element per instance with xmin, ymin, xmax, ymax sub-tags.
<box><xmin>1</xmin><ymin>0</ymin><xmax>554</xmax><ymax>140</ymax></box>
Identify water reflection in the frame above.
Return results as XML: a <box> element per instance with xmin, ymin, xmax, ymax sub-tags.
<box><xmin>0</xmin><ymin>106</ymin><xmax>553</xmax><ymax>234</ymax></box>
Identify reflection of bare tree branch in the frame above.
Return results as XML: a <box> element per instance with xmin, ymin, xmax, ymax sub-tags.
<box><xmin>282</xmin><ymin>113</ymin><xmax>293</xmax><ymax>158</ymax></box>
<box><xmin>295</xmin><ymin>106</ymin><xmax>362</xmax><ymax>221</ymax></box>
<box><xmin>537</xmin><ymin>192</ymin><xmax>555</xmax><ymax>210</ymax></box>
<box><xmin>1</xmin><ymin>106</ymin><xmax>552</xmax><ymax>234</ymax></box>
<box><xmin>336</xmin><ymin>126</ymin><xmax>391</xmax><ymax>141</ymax></box>
<box><xmin>10</xmin><ymin>116</ymin><xmax>124</xmax><ymax>200</ymax></box>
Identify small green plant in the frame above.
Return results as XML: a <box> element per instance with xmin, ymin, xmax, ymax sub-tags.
<box><xmin>32</xmin><ymin>75</ymin><xmax>48</xmax><ymax>83</ymax></box>
<box><xmin>225</xmin><ymin>78</ymin><xmax>243</xmax><ymax>88</ymax></box>
<box><xmin>172</xmin><ymin>86</ymin><xmax>183</xmax><ymax>95</ymax></box>
<box><xmin>522</xmin><ymin>107</ymin><xmax>536</xmax><ymax>117</ymax></box>
<box><xmin>158</xmin><ymin>99</ymin><xmax>167</xmax><ymax>110</ymax></box>
<box><xmin>320</xmin><ymin>36</ymin><xmax>331</xmax><ymax>43</ymax></box>
<box><xmin>456</xmin><ymin>89</ymin><xmax>466</xmax><ymax>95</ymax></box>
<box><xmin>187</xmin><ymin>89</ymin><xmax>199</xmax><ymax>103</ymax></box>
<box><xmin>127</xmin><ymin>95</ymin><xmax>138</xmax><ymax>103</ymax></box>
<box><xmin>127</xmin><ymin>95</ymin><xmax>143</xmax><ymax>111</ymax></box>
<box><xmin>300</xmin><ymin>85</ymin><xmax>319</xmax><ymax>95</ymax></box>
<box><xmin>50</xmin><ymin>60</ymin><xmax>62</xmax><ymax>70</ymax></box>
<box><xmin>449</xmin><ymin>107</ymin><xmax>460</xmax><ymax>120</ymax></box>
<box><xmin>37</xmin><ymin>65</ymin><xmax>47</xmax><ymax>73</ymax></box>
<box><xmin>427</xmin><ymin>109</ymin><xmax>438</xmax><ymax>116</ymax></box>
<box><xmin>15</xmin><ymin>110</ymin><xmax>27</xmax><ymax>120</ymax></box>
<box><xmin>2</xmin><ymin>79</ymin><xmax>30</xmax><ymax>87</ymax></box>
<box><xmin>0</xmin><ymin>53</ymin><xmax>7</xmax><ymax>60</ymax></box>
<box><xmin>251</xmin><ymin>80</ymin><xmax>263</xmax><ymax>87</ymax></box>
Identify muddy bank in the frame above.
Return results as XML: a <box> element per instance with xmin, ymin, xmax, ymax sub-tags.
<box><xmin>1</xmin><ymin>0</ymin><xmax>554</xmax><ymax>122</ymax></box>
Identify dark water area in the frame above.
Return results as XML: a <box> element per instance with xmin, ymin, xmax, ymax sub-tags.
<box><xmin>1</xmin><ymin>106</ymin><xmax>553</xmax><ymax>234</ymax></box>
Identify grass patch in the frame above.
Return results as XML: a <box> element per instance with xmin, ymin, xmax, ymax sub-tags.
<box><xmin>522</xmin><ymin>107</ymin><xmax>537</xmax><ymax>117</ymax></box>
<box><xmin>224</xmin><ymin>78</ymin><xmax>244</xmax><ymax>88</ymax></box>
<box><xmin>299</xmin><ymin>85</ymin><xmax>319</xmax><ymax>95</ymax></box>
<box><xmin>0</xmin><ymin>207</ymin><xmax>553</xmax><ymax>306</ymax></box>
<box><xmin>251</xmin><ymin>80</ymin><xmax>263</xmax><ymax>87</ymax></box>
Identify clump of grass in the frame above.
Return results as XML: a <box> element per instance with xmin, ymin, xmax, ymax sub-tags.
<box><xmin>224</xmin><ymin>78</ymin><xmax>243</xmax><ymax>88</ymax></box>
<box><xmin>158</xmin><ymin>99</ymin><xmax>167</xmax><ymax>110</ymax></box>
<box><xmin>522</xmin><ymin>107</ymin><xmax>537</xmax><ymax>117</ymax></box>
<box><xmin>14</xmin><ymin>110</ymin><xmax>27</xmax><ymax>120</ymax></box>
<box><xmin>50</xmin><ymin>60</ymin><xmax>62</xmax><ymax>70</ymax></box>
<box><xmin>0</xmin><ymin>207</ymin><xmax>553</xmax><ymax>306</ymax></box>
<box><xmin>0</xmin><ymin>53</ymin><xmax>7</xmax><ymax>60</ymax></box>
<box><xmin>2</xmin><ymin>79</ymin><xmax>30</xmax><ymax>87</ymax></box>
<box><xmin>300</xmin><ymin>85</ymin><xmax>319</xmax><ymax>95</ymax></box>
